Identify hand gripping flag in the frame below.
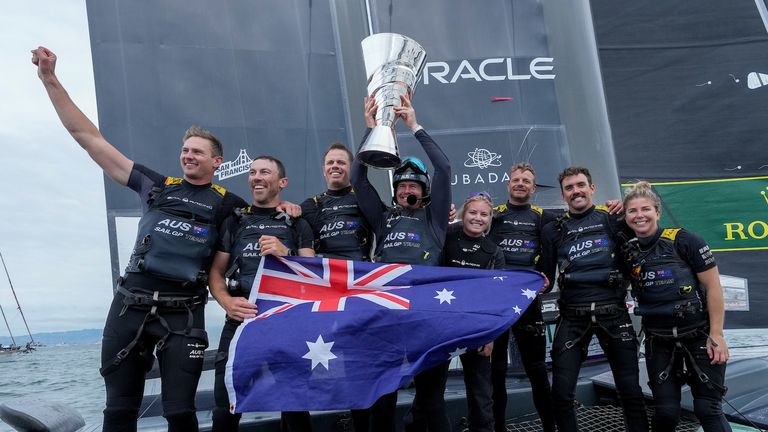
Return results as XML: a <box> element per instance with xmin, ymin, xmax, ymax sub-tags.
<box><xmin>225</xmin><ymin>256</ymin><xmax>543</xmax><ymax>412</ymax></box>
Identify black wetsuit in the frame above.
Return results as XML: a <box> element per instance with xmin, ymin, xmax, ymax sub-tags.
<box><xmin>298</xmin><ymin>185</ymin><xmax>372</xmax><ymax>431</ymax></box>
<box><xmin>625</xmin><ymin>228</ymin><xmax>730</xmax><ymax>432</ymax></box>
<box><xmin>487</xmin><ymin>203</ymin><xmax>558</xmax><ymax>432</ymax></box>
<box><xmin>351</xmin><ymin>128</ymin><xmax>452</xmax><ymax>432</ymax></box>
<box><xmin>300</xmin><ymin>185</ymin><xmax>372</xmax><ymax>261</ymax></box>
<box><xmin>101</xmin><ymin>164</ymin><xmax>246</xmax><ymax>432</ymax></box>
<box><xmin>540</xmin><ymin>205</ymin><xmax>648</xmax><ymax>432</ymax></box>
<box><xmin>211</xmin><ymin>206</ymin><xmax>313</xmax><ymax>432</ymax></box>
<box><xmin>443</xmin><ymin>231</ymin><xmax>505</xmax><ymax>432</ymax></box>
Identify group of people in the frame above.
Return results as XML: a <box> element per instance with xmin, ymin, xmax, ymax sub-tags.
<box><xmin>32</xmin><ymin>45</ymin><xmax>731</xmax><ymax>432</ymax></box>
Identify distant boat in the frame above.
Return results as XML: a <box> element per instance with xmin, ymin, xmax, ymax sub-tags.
<box><xmin>0</xmin><ymin>251</ymin><xmax>40</xmax><ymax>351</ymax></box>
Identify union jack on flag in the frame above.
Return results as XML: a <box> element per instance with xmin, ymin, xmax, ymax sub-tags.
<box><xmin>226</xmin><ymin>256</ymin><xmax>543</xmax><ymax>412</ymax></box>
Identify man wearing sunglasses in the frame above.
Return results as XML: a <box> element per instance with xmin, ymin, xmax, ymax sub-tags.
<box><xmin>351</xmin><ymin>94</ymin><xmax>452</xmax><ymax>432</ymax></box>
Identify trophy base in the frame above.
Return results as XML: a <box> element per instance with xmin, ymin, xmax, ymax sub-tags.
<box><xmin>358</xmin><ymin>125</ymin><xmax>401</xmax><ymax>169</ymax></box>
<box><xmin>358</xmin><ymin>150</ymin><xmax>401</xmax><ymax>169</ymax></box>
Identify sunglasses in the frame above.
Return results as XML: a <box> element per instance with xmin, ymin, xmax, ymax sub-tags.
<box><xmin>465</xmin><ymin>191</ymin><xmax>492</xmax><ymax>202</ymax></box>
<box><xmin>398</xmin><ymin>157</ymin><xmax>427</xmax><ymax>175</ymax></box>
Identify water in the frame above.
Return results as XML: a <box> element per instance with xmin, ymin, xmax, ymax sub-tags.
<box><xmin>0</xmin><ymin>343</ymin><xmax>104</xmax><ymax>432</ymax></box>
<box><xmin>1</xmin><ymin>330</ymin><xmax>767</xmax><ymax>432</ymax></box>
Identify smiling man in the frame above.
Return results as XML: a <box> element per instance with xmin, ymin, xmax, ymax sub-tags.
<box><xmin>486</xmin><ymin>163</ymin><xmax>557</xmax><ymax>432</ymax></box>
<box><xmin>208</xmin><ymin>156</ymin><xmax>315</xmax><ymax>432</ymax></box>
<box><xmin>351</xmin><ymin>94</ymin><xmax>452</xmax><ymax>432</ymax></box>
<box><xmin>300</xmin><ymin>143</ymin><xmax>372</xmax><ymax>262</ymax></box>
<box><xmin>539</xmin><ymin>166</ymin><xmax>648</xmax><ymax>432</ymax></box>
<box><xmin>32</xmin><ymin>46</ymin><xmax>247</xmax><ymax>431</ymax></box>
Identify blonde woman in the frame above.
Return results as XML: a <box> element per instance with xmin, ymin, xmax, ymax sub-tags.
<box><xmin>442</xmin><ymin>192</ymin><xmax>505</xmax><ymax>432</ymax></box>
<box><xmin>622</xmin><ymin>181</ymin><xmax>730</xmax><ymax>432</ymax></box>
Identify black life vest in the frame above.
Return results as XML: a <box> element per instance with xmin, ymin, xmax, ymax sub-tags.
<box><xmin>556</xmin><ymin>206</ymin><xmax>624</xmax><ymax>305</ymax></box>
<box><xmin>375</xmin><ymin>207</ymin><xmax>443</xmax><ymax>266</ymax></box>
<box><xmin>626</xmin><ymin>228</ymin><xmax>706</xmax><ymax>328</ymax></box>
<box><xmin>442</xmin><ymin>231</ymin><xmax>499</xmax><ymax>270</ymax></box>
<box><xmin>310</xmin><ymin>190</ymin><xmax>371</xmax><ymax>261</ymax></box>
<box><xmin>490</xmin><ymin>203</ymin><xmax>543</xmax><ymax>270</ymax></box>
<box><xmin>125</xmin><ymin>177</ymin><xmax>225</xmax><ymax>284</ymax></box>
<box><xmin>227</xmin><ymin>207</ymin><xmax>299</xmax><ymax>297</ymax></box>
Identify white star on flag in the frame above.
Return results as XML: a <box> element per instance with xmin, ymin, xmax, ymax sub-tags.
<box><xmin>302</xmin><ymin>335</ymin><xmax>337</xmax><ymax>370</ymax></box>
<box><xmin>434</xmin><ymin>288</ymin><xmax>456</xmax><ymax>304</ymax></box>
<box><xmin>448</xmin><ymin>347</ymin><xmax>467</xmax><ymax>359</ymax></box>
<box><xmin>522</xmin><ymin>288</ymin><xmax>538</xmax><ymax>299</ymax></box>
<box><xmin>513</xmin><ymin>305</ymin><xmax>522</xmax><ymax>314</ymax></box>
<box><xmin>493</xmin><ymin>276</ymin><xmax>506</xmax><ymax>281</ymax></box>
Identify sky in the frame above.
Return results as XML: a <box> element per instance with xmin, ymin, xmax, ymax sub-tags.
<box><xmin>0</xmin><ymin>1</ymin><xmax>139</xmax><ymax>335</ymax></box>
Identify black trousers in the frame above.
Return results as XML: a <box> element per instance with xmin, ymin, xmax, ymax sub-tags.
<box><xmin>460</xmin><ymin>351</ymin><xmax>494</xmax><ymax>432</ymax></box>
<box><xmin>353</xmin><ymin>391</ymin><xmax>399</xmax><ymax>432</ymax></box>
<box><xmin>645</xmin><ymin>330</ymin><xmax>731</xmax><ymax>432</ymax></box>
<box><xmin>491</xmin><ymin>299</ymin><xmax>555</xmax><ymax>432</ymax></box>
<box><xmin>407</xmin><ymin>362</ymin><xmax>452</xmax><ymax>432</ymax></box>
<box><xmin>550</xmin><ymin>307</ymin><xmax>648</xmax><ymax>432</ymax></box>
<box><xmin>101</xmin><ymin>292</ymin><xmax>207</xmax><ymax>432</ymax></box>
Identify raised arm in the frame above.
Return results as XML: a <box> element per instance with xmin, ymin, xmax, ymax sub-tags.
<box><xmin>394</xmin><ymin>94</ymin><xmax>451</xmax><ymax>236</ymax></box>
<box><xmin>351</xmin><ymin>98</ymin><xmax>388</xmax><ymax>233</ymax></box>
<box><xmin>32</xmin><ymin>46</ymin><xmax>133</xmax><ymax>185</ymax></box>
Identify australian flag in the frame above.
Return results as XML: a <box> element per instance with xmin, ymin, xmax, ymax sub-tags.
<box><xmin>225</xmin><ymin>256</ymin><xmax>543</xmax><ymax>412</ymax></box>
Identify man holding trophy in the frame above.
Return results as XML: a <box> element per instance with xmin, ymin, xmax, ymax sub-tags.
<box><xmin>351</xmin><ymin>33</ymin><xmax>453</xmax><ymax>432</ymax></box>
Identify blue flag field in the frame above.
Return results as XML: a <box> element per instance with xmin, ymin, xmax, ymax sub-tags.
<box><xmin>225</xmin><ymin>256</ymin><xmax>543</xmax><ymax>412</ymax></box>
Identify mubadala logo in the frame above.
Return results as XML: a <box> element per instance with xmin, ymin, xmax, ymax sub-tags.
<box><xmin>216</xmin><ymin>149</ymin><xmax>252</xmax><ymax>181</ymax></box>
<box><xmin>464</xmin><ymin>148</ymin><xmax>502</xmax><ymax>169</ymax></box>
<box><xmin>423</xmin><ymin>57</ymin><xmax>555</xmax><ymax>85</ymax></box>
<box><xmin>452</xmin><ymin>147</ymin><xmax>509</xmax><ymax>186</ymax></box>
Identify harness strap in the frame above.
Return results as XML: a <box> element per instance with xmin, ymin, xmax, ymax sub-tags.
<box><xmin>558</xmin><ymin>302</ymin><xmax>629</xmax><ymax>353</ymax></box>
<box><xmin>117</xmin><ymin>286</ymin><xmax>207</xmax><ymax>309</ymax></box>
<box><xmin>100</xmin><ymin>307</ymin><xmax>152</xmax><ymax>376</ymax></box>
<box><xmin>647</xmin><ymin>325</ymin><xmax>728</xmax><ymax>395</ymax></box>
<box><xmin>101</xmin><ymin>287</ymin><xmax>207</xmax><ymax>376</ymax></box>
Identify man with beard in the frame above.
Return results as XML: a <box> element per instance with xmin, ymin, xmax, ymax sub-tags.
<box><xmin>351</xmin><ymin>94</ymin><xmax>452</xmax><ymax>432</ymax></box>
<box><xmin>209</xmin><ymin>156</ymin><xmax>315</xmax><ymax>432</ymax></box>
<box><xmin>539</xmin><ymin>166</ymin><xmax>648</xmax><ymax>432</ymax></box>
<box><xmin>32</xmin><ymin>46</ymin><xmax>247</xmax><ymax>431</ymax></box>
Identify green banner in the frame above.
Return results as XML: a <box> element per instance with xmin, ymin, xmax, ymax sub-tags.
<box><xmin>621</xmin><ymin>177</ymin><xmax>768</xmax><ymax>252</ymax></box>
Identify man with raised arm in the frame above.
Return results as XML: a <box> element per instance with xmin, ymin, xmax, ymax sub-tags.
<box><xmin>209</xmin><ymin>156</ymin><xmax>315</xmax><ymax>432</ymax></box>
<box><xmin>351</xmin><ymin>94</ymin><xmax>452</xmax><ymax>432</ymax></box>
<box><xmin>32</xmin><ymin>46</ymin><xmax>247</xmax><ymax>431</ymax></box>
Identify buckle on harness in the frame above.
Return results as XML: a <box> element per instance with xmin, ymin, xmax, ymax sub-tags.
<box><xmin>115</xmin><ymin>348</ymin><xmax>130</xmax><ymax>363</ymax></box>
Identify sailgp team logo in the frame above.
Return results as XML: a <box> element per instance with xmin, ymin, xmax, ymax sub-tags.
<box><xmin>464</xmin><ymin>148</ymin><xmax>502</xmax><ymax>169</ymax></box>
<box><xmin>216</xmin><ymin>149</ymin><xmax>252</xmax><ymax>181</ymax></box>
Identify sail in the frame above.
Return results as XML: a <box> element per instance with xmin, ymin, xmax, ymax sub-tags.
<box><xmin>85</xmin><ymin>0</ymin><xmax>767</xmax><ymax>326</ymax></box>
<box><xmin>592</xmin><ymin>0</ymin><xmax>768</xmax><ymax>327</ymax></box>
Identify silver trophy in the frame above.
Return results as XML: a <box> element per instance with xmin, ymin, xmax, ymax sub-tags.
<box><xmin>359</xmin><ymin>33</ymin><xmax>427</xmax><ymax>169</ymax></box>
